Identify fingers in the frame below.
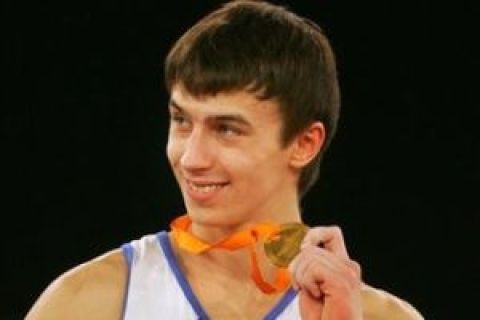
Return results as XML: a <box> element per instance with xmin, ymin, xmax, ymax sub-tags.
<box><xmin>289</xmin><ymin>225</ymin><xmax>362</xmax><ymax>300</ymax></box>
<box><xmin>290</xmin><ymin>249</ymin><xmax>323</xmax><ymax>298</ymax></box>
<box><xmin>290</xmin><ymin>246</ymin><xmax>361</xmax><ymax>297</ymax></box>
<box><xmin>301</xmin><ymin>225</ymin><xmax>349</xmax><ymax>259</ymax></box>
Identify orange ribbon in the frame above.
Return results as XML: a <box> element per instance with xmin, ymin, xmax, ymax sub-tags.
<box><xmin>170</xmin><ymin>214</ymin><xmax>291</xmax><ymax>294</ymax></box>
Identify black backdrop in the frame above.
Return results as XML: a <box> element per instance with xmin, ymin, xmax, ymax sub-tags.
<box><xmin>3</xmin><ymin>1</ymin><xmax>478</xmax><ymax>319</ymax></box>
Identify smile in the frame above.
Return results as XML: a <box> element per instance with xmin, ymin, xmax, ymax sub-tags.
<box><xmin>184</xmin><ymin>179</ymin><xmax>229</xmax><ymax>202</ymax></box>
<box><xmin>187</xmin><ymin>181</ymin><xmax>225</xmax><ymax>193</ymax></box>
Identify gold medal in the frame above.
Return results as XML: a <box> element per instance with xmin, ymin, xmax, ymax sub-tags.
<box><xmin>264</xmin><ymin>223</ymin><xmax>308</xmax><ymax>268</ymax></box>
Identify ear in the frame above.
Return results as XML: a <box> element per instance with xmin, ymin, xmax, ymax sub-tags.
<box><xmin>288</xmin><ymin>122</ymin><xmax>326</xmax><ymax>169</ymax></box>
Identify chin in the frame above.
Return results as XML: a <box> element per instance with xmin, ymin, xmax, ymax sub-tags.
<box><xmin>186</xmin><ymin>205</ymin><xmax>248</xmax><ymax>229</ymax></box>
<box><xmin>185</xmin><ymin>205</ymin><xmax>221</xmax><ymax>223</ymax></box>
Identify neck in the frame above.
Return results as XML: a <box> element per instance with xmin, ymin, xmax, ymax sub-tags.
<box><xmin>169</xmin><ymin>233</ymin><xmax>287</xmax><ymax>319</ymax></box>
<box><xmin>178</xmin><ymin>212</ymin><xmax>301</xmax><ymax>285</ymax></box>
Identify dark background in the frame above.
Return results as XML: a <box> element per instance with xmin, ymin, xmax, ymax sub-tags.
<box><xmin>3</xmin><ymin>0</ymin><xmax>478</xmax><ymax>319</ymax></box>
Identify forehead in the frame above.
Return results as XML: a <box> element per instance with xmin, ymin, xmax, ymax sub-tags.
<box><xmin>169</xmin><ymin>85</ymin><xmax>282</xmax><ymax>123</ymax></box>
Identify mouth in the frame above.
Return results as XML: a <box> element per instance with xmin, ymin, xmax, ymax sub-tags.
<box><xmin>184</xmin><ymin>179</ymin><xmax>229</xmax><ymax>202</ymax></box>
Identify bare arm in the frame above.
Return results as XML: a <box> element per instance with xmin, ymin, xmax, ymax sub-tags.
<box><xmin>26</xmin><ymin>249</ymin><xmax>127</xmax><ymax>320</ymax></box>
<box><xmin>362</xmin><ymin>284</ymin><xmax>424</xmax><ymax>320</ymax></box>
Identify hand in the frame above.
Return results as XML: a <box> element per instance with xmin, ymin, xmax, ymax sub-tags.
<box><xmin>289</xmin><ymin>226</ymin><xmax>362</xmax><ymax>320</ymax></box>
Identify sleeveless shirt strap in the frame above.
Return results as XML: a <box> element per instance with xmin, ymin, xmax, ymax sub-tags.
<box><xmin>120</xmin><ymin>243</ymin><xmax>134</xmax><ymax>319</ymax></box>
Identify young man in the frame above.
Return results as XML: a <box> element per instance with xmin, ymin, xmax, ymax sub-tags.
<box><xmin>27</xmin><ymin>1</ymin><xmax>423</xmax><ymax>319</ymax></box>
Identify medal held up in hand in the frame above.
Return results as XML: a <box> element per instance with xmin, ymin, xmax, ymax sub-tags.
<box><xmin>264</xmin><ymin>223</ymin><xmax>309</xmax><ymax>268</ymax></box>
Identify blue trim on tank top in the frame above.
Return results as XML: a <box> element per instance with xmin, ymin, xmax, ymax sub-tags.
<box><xmin>157</xmin><ymin>231</ymin><xmax>210</xmax><ymax>319</ymax></box>
<box><xmin>264</xmin><ymin>287</ymin><xmax>297</xmax><ymax>320</ymax></box>
<box><xmin>157</xmin><ymin>230</ymin><xmax>298</xmax><ymax>319</ymax></box>
<box><xmin>120</xmin><ymin>243</ymin><xmax>134</xmax><ymax>319</ymax></box>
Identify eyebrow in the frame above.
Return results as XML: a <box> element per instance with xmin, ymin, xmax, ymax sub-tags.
<box><xmin>168</xmin><ymin>98</ymin><xmax>253</xmax><ymax>128</ymax></box>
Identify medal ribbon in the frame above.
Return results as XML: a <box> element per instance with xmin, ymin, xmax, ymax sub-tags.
<box><xmin>170</xmin><ymin>214</ymin><xmax>291</xmax><ymax>294</ymax></box>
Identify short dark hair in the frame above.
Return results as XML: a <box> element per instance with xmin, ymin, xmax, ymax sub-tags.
<box><xmin>165</xmin><ymin>0</ymin><xmax>340</xmax><ymax>197</ymax></box>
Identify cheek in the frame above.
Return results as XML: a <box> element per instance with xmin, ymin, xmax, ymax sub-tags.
<box><xmin>223</xmin><ymin>150</ymin><xmax>272</xmax><ymax>184</ymax></box>
<box><xmin>166</xmin><ymin>136</ymin><xmax>182</xmax><ymax>166</ymax></box>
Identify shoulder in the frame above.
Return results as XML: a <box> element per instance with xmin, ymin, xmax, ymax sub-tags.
<box><xmin>26</xmin><ymin>249</ymin><xmax>128</xmax><ymax>320</ymax></box>
<box><xmin>361</xmin><ymin>284</ymin><xmax>424</xmax><ymax>320</ymax></box>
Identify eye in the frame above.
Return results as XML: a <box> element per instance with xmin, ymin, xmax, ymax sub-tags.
<box><xmin>217</xmin><ymin>123</ymin><xmax>241</xmax><ymax>136</ymax></box>
<box><xmin>171</xmin><ymin>113</ymin><xmax>184</xmax><ymax>123</ymax></box>
<box><xmin>170</xmin><ymin>113</ymin><xmax>191</xmax><ymax>130</ymax></box>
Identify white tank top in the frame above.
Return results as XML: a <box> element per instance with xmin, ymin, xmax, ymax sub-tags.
<box><xmin>121</xmin><ymin>231</ymin><xmax>300</xmax><ymax>319</ymax></box>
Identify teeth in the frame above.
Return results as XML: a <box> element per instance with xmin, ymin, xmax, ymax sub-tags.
<box><xmin>188</xmin><ymin>182</ymin><xmax>224</xmax><ymax>193</ymax></box>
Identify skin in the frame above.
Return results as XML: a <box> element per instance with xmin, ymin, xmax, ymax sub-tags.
<box><xmin>26</xmin><ymin>249</ymin><xmax>126</xmax><ymax>319</ymax></box>
<box><xmin>26</xmin><ymin>86</ymin><xmax>423</xmax><ymax>319</ymax></box>
<box><xmin>291</xmin><ymin>226</ymin><xmax>363</xmax><ymax>320</ymax></box>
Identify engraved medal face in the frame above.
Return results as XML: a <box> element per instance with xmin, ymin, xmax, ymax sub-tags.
<box><xmin>264</xmin><ymin>223</ymin><xmax>308</xmax><ymax>268</ymax></box>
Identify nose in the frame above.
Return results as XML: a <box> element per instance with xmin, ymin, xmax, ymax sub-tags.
<box><xmin>180</xmin><ymin>128</ymin><xmax>214</xmax><ymax>172</ymax></box>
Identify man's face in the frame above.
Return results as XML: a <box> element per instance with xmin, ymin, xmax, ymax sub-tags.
<box><xmin>166</xmin><ymin>85</ymin><xmax>299</xmax><ymax>230</ymax></box>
